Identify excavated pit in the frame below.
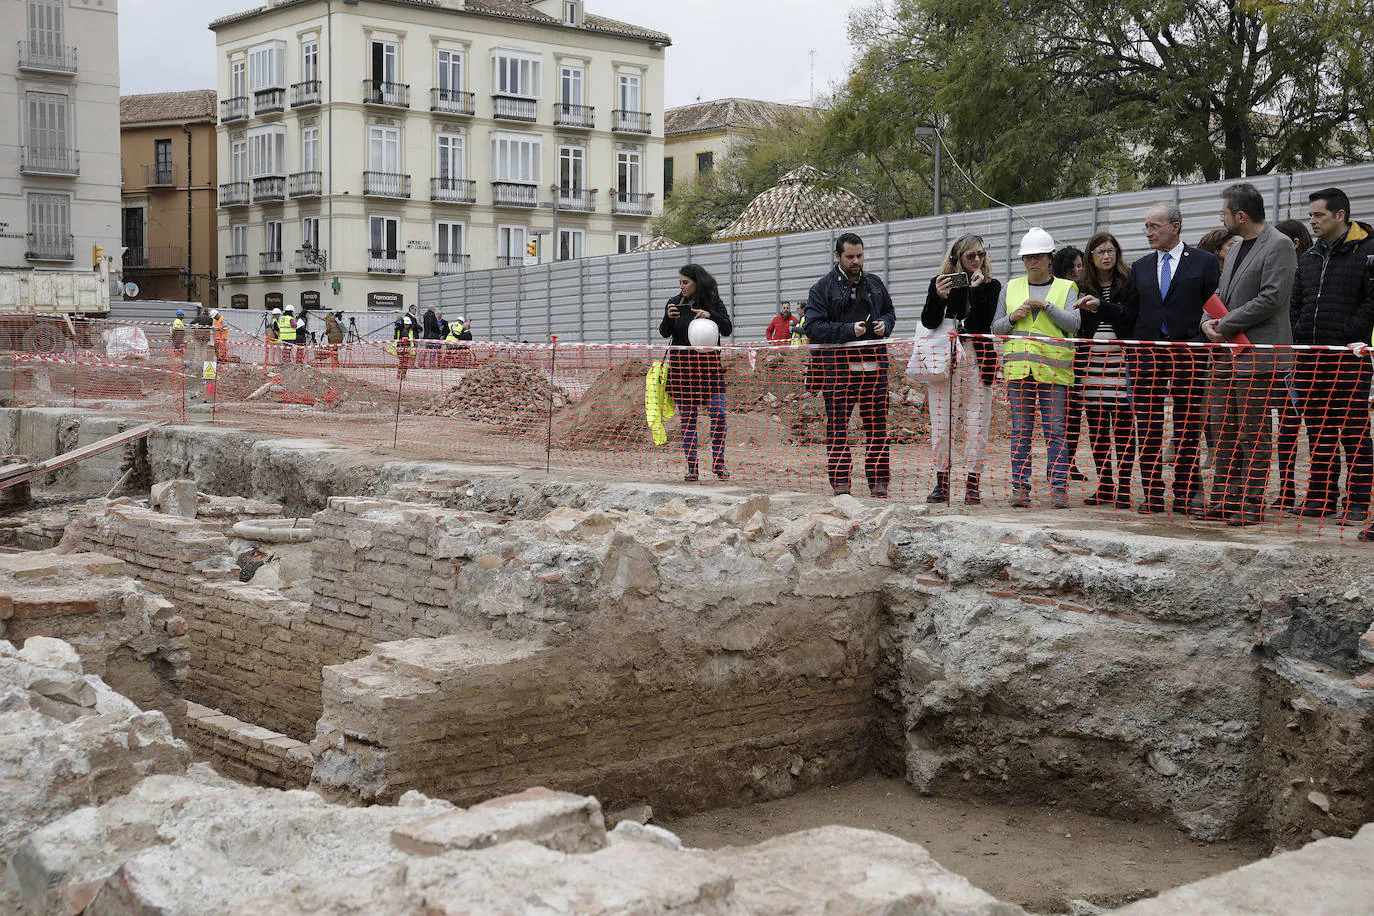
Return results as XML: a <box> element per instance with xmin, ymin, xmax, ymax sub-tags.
<box><xmin>2</xmin><ymin>405</ymin><xmax>1373</xmax><ymax>914</ymax></box>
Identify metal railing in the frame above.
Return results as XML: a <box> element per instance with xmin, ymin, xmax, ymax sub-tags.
<box><xmin>224</xmin><ymin>254</ymin><xmax>248</xmax><ymax>277</ymax></box>
<box><xmin>363</xmin><ymin>79</ymin><xmax>409</xmax><ymax>107</ymax></box>
<box><xmin>432</xmin><ymin>177</ymin><xmax>476</xmax><ymax>203</ymax></box>
<box><xmin>557</xmin><ymin>187</ymin><xmax>597</xmax><ymax>211</ymax></box>
<box><xmin>144</xmin><ymin>164</ymin><xmax>177</xmax><ymax>187</ymax></box>
<box><xmin>432</xmin><ymin>88</ymin><xmax>475</xmax><ymax>116</ymax></box>
<box><xmin>294</xmin><ymin>248</ymin><xmax>327</xmax><ymax>272</ymax></box>
<box><xmin>364</xmin><ymin>171</ymin><xmax>411</xmax><ymax>198</ymax></box>
<box><xmin>289</xmin><ymin>171</ymin><xmax>322</xmax><ymax>197</ymax></box>
<box><xmin>291</xmin><ymin>80</ymin><xmax>321</xmax><ymax>107</ymax></box>
<box><xmin>435</xmin><ymin>252</ymin><xmax>470</xmax><ymax>275</ymax></box>
<box><xmin>492</xmin><ymin>95</ymin><xmax>537</xmax><ymax>121</ymax></box>
<box><xmin>554</xmin><ymin>103</ymin><xmax>594</xmax><ymax>128</ymax></box>
<box><xmin>252</xmin><ymin>176</ymin><xmax>286</xmax><ymax>202</ymax></box>
<box><xmin>253</xmin><ymin>87</ymin><xmax>285</xmax><ymax>116</ymax></box>
<box><xmin>492</xmin><ymin>182</ymin><xmax>537</xmax><ymax>207</ymax></box>
<box><xmin>496</xmin><ymin>256</ymin><xmax>526</xmax><ymax>268</ymax></box>
<box><xmin>221</xmin><ymin>96</ymin><xmax>248</xmax><ymax>122</ymax></box>
<box><xmin>611</xmin><ymin>191</ymin><xmax>653</xmax><ymax>215</ymax></box>
<box><xmin>612</xmin><ymin>109</ymin><xmax>652</xmax><ymax>133</ymax></box>
<box><xmin>17</xmin><ymin>41</ymin><xmax>76</xmax><ymax>74</ymax></box>
<box><xmin>219</xmin><ymin>182</ymin><xmax>250</xmax><ymax>207</ymax></box>
<box><xmin>20</xmin><ymin>146</ymin><xmax>79</xmax><ymax>177</ymax></box>
<box><xmin>123</xmin><ymin>246</ymin><xmax>183</xmax><ymax>270</ymax></box>
<box><xmin>259</xmin><ymin>251</ymin><xmax>284</xmax><ymax>275</ymax></box>
<box><xmin>368</xmin><ymin>249</ymin><xmax>406</xmax><ymax>274</ymax></box>
<box><xmin>25</xmin><ymin>233</ymin><xmax>73</xmax><ymax>262</ymax></box>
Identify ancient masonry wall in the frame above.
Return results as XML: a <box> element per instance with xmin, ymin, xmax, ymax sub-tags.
<box><xmin>185</xmin><ymin>701</ymin><xmax>315</xmax><ymax>789</ymax></box>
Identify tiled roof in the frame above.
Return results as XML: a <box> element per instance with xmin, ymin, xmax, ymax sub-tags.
<box><xmin>664</xmin><ymin>98</ymin><xmax>815</xmax><ymax>138</ymax></box>
<box><xmin>120</xmin><ymin>90</ymin><xmax>218</xmax><ymax>125</ymax></box>
<box><xmin>629</xmin><ymin>236</ymin><xmax>682</xmax><ymax>253</ymax></box>
<box><xmin>711</xmin><ymin>166</ymin><xmax>877</xmax><ymax>242</ymax></box>
<box><xmin>211</xmin><ymin>0</ymin><xmax>669</xmax><ymax>44</ymax></box>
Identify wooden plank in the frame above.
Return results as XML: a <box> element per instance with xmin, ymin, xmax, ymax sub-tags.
<box><xmin>0</xmin><ymin>421</ymin><xmax>164</xmax><ymax>492</ymax></box>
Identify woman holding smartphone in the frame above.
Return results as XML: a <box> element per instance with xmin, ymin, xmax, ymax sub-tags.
<box><xmin>660</xmin><ymin>264</ymin><xmax>734</xmax><ymax>481</ymax></box>
<box><xmin>1074</xmin><ymin>232</ymin><xmax>1136</xmax><ymax>508</ymax></box>
<box><xmin>921</xmin><ymin>234</ymin><xmax>1001</xmax><ymax>504</ymax></box>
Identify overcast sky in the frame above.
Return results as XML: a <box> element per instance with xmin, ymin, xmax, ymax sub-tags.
<box><xmin>118</xmin><ymin>0</ymin><xmax>863</xmax><ymax>108</ymax></box>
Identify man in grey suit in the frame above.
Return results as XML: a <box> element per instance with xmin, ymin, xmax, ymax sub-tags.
<box><xmin>1200</xmin><ymin>182</ymin><xmax>1296</xmax><ymax>526</ymax></box>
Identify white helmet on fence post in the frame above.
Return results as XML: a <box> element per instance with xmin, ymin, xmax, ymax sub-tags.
<box><xmin>1017</xmin><ymin>227</ymin><xmax>1057</xmax><ymax>258</ymax></box>
<box><xmin>687</xmin><ymin>317</ymin><xmax>721</xmax><ymax>348</ymax></box>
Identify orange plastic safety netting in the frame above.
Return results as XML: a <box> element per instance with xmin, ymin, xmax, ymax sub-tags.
<box><xmin>5</xmin><ymin>333</ymin><xmax>1373</xmax><ymax>543</ymax></box>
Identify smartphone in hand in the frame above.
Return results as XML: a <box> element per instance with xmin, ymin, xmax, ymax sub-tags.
<box><xmin>937</xmin><ymin>272</ymin><xmax>970</xmax><ymax>289</ymax></box>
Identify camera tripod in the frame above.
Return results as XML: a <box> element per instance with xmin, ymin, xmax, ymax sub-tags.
<box><xmin>344</xmin><ymin>316</ymin><xmax>364</xmax><ymax>345</ymax></box>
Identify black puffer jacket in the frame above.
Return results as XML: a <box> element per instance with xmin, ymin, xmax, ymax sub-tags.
<box><xmin>921</xmin><ymin>276</ymin><xmax>1000</xmax><ymax>385</ymax></box>
<box><xmin>1290</xmin><ymin>220</ymin><xmax>1374</xmax><ymax>345</ymax></box>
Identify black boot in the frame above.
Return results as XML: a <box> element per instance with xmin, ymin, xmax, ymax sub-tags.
<box><xmin>965</xmin><ymin>473</ymin><xmax>982</xmax><ymax>505</ymax></box>
<box><xmin>927</xmin><ymin>471</ymin><xmax>950</xmax><ymax>504</ymax></box>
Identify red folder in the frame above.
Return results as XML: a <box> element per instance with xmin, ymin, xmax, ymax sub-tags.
<box><xmin>1204</xmin><ymin>293</ymin><xmax>1253</xmax><ymax>351</ymax></box>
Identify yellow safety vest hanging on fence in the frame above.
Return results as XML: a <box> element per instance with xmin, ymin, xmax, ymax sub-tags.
<box><xmin>1001</xmin><ymin>276</ymin><xmax>1075</xmax><ymax>386</ymax></box>
<box><xmin>644</xmin><ymin>359</ymin><xmax>676</xmax><ymax>446</ymax></box>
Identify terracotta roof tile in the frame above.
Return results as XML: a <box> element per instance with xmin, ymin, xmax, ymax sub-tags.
<box><xmin>664</xmin><ymin>98</ymin><xmax>815</xmax><ymax>138</ymax></box>
<box><xmin>712</xmin><ymin>166</ymin><xmax>877</xmax><ymax>241</ymax></box>
<box><xmin>120</xmin><ymin>90</ymin><xmax>218</xmax><ymax>125</ymax></box>
<box><xmin>629</xmin><ymin>236</ymin><xmax>682</xmax><ymax>253</ymax></box>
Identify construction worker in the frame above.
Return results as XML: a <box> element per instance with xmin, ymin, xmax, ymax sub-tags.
<box><xmin>210</xmin><ymin>308</ymin><xmax>228</xmax><ymax>362</ymax></box>
<box><xmin>393</xmin><ymin>307</ymin><xmax>417</xmax><ymax>381</ymax></box>
<box><xmin>170</xmin><ymin>309</ymin><xmax>186</xmax><ymax>352</ymax></box>
<box><xmin>275</xmin><ymin>306</ymin><xmax>296</xmax><ymax>365</ymax></box>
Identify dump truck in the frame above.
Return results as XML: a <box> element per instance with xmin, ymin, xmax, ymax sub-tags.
<box><xmin>0</xmin><ymin>262</ymin><xmax>113</xmax><ymax>352</ymax></box>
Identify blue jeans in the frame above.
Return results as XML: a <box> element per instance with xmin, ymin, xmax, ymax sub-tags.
<box><xmin>680</xmin><ymin>391</ymin><xmax>727</xmax><ymax>471</ymax></box>
<box><xmin>1008</xmin><ymin>380</ymin><xmax>1069</xmax><ymax>490</ymax></box>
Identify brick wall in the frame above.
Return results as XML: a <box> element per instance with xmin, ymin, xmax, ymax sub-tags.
<box><xmin>185</xmin><ymin>701</ymin><xmax>315</xmax><ymax>789</ymax></box>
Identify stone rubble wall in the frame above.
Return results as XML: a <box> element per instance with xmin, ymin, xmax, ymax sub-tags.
<box><xmin>0</xmin><ymin>552</ymin><xmax>190</xmax><ymax>731</ymax></box>
<box><xmin>184</xmin><ymin>701</ymin><xmax>314</xmax><ymax>789</ymax></box>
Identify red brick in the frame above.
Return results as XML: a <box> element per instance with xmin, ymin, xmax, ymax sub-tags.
<box><xmin>998</xmin><ymin>535</ymin><xmax>1020</xmax><ymax>545</ymax></box>
<box><xmin>0</xmin><ymin>593</ymin><xmax>12</xmax><ymax>620</ymax></box>
<box><xmin>1057</xmin><ymin>601</ymin><xmax>1096</xmax><ymax>615</ymax></box>
<box><xmin>11</xmin><ymin>598</ymin><xmax>102</xmax><ymax>620</ymax></box>
<box><xmin>915</xmin><ymin>577</ymin><xmax>947</xmax><ymax>587</ymax></box>
<box><xmin>985</xmin><ymin>589</ymin><xmax>1019</xmax><ymax>599</ymax></box>
<box><xmin>1020</xmin><ymin>595</ymin><xmax>1058</xmax><ymax>607</ymax></box>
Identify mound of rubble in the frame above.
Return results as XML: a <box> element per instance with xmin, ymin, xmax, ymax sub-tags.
<box><xmin>420</xmin><ymin>361</ymin><xmax>571</xmax><ymax>430</ymax></box>
<box><xmin>550</xmin><ymin>360</ymin><xmax>654</xmax><ymax>449</ymax></box>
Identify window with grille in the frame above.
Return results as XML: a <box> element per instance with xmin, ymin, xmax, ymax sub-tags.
<box><xmin>230</xmin><ymin>140</ymin><xmax>247</xmax><ymax>182</ymax></box>
<box><xmin>27</xmin><ymin>0</ymin><xmax>63</xmax><ymax>61</ymax></box>
<box><xmin>560</xmin><ymin>65</ymin><xmax>584</xmax><ymax>105</ymax></box>
<box><xmin>230</xmin><ymin>225</ymin><xmax>249</xmax><ymax>258</ymax></box>
<box><xmin>26</xmin><ymin>91</ymin><xmax>68</xmax><ymax>153</ymax></box>
<box><xmin>617</xmin><ymin>72</ymin><xmax>641</xmax><ymax>111</ymax></box>
<box><xmin>302</xmin><ymin>39</ymin><xmax>318</xmax><ymax>82</ymax></box>
<box><xmin>491</xmin><ymin>132</ymin><xmax>541</xmax><ymax>183</ymax></box>
<box><xmin>370</xmin><ymin>216</ymin><xmax>400</xmax><ymax>257</ymax></box>
<box><xmin>301</xmin><ymin>217</ymin><xmax>320</xmax><ymax>250</ymax></box>
<box><xmin>231</xmin><ymin>60</ymin><xmax>246</xmax><ymax>98</ymax></box>
<box><xmin>437</xmin><ymin>134</ymin><xmax>465</xmax><ymax>179</ymax></box>
<box><xmin>617</xmin><ymin>149</ymin><xmax>642</xmax><ymax>194</ymax></box>
<box><xmin>498</xmin><ymin>225</ymin><xmax>526</xmax><ymax>260</ymax></box>
<box><xmin>302</xmin><ymin>127</ymin><xmax>320</xmax><ymax>173</ymax></box>
<box><xmin>492</xmin><ymin>50</ymin><xmax>541</xmax><ymax>97</ymax></box>
<box><xmin>371</xmin><ymin>41</ymin><xmax>398</xmax><ymax>83</ymax></box>
<box><xmin>265</xmin><ymin>220</ymin><xmax>282</xmax><ymax>255</ymax></box>
<box><xmin>559</xmin><ymin>146</ymin><xmax>585</xmax><ymax>191</ymax></box>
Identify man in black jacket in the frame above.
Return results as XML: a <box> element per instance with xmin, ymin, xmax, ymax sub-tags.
<box><xmin>1290</xmin><ymin>187</ymin><xmax>1374</xmax><ymax>522</ymax></box>
<box><xmin>1122</xmin><ymin>202</ymin><xmax>1222</xmax><ymax>514</ymax></box>
<box><xmin>804</xmin><ymin>232</ymin><xmax>898</xmax><ymax>497</ymax></box>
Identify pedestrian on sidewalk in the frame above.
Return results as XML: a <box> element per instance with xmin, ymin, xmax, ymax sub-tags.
<box><xmin>660</xmin><ymin>264</ymin><xmax>733</xmax><ymax>481</ymax></box>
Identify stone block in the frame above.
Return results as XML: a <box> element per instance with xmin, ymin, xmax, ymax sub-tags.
<box><xmin>18</xmin><ymin>636</ymin><xmax>83</xmax><ymax>673</ymax></box>
<box><xmin>150</xmin><ymin>479</ymin><xmax>200</xmax><ymax>518</ymax></box>
<box><xmin>390</xmin><ymin>787</ymin><xmax>606</xmax><ymax>856</ymax></box>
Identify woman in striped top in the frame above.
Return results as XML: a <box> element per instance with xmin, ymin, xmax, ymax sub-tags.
<box><xmin>1073</xmin><ymin>232</ymin><xmax>1136</xmax><ymax>508</ymax></box>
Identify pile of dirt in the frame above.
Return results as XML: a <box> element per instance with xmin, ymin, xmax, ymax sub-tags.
<box><xmin>419</xmin><ymin>360</ymin><xmax>571</xmax><ymax>429</ymax></box>
<box><xmin>723</xmin><ymin>348</ymin><xmax>807</xmax><ymax>410</ymax></box>
<box><xmin>550</xmin><ymin>359</ymin><xmax>653</xmax><ymax>449</ymax></box>
<box><xmin>215</xmin><ymin>363</ymin><xmax>396</xmax><ymax>408</ymax></box>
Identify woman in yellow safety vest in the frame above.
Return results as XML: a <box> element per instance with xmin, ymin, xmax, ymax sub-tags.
<box><xmin>990</xmin><ymin>227</ymin><xmax>1081</xmax><ymax>509</ymax></box>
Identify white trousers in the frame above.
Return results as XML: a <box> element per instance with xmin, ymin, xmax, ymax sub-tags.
<box><xmin>927</xmin><ymin>344</ymin><xmax>995</xmax><ymax>473</ymax></box>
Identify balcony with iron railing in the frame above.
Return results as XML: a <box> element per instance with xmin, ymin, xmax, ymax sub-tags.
<box><xmin>259</xmin><ymin>251</ymin><xmax>284</xmax><ymax>275</ymax></box>
<box><xmin>20</xmin><ymin>146</ymin><xmax>79</xmax><ymax>177</ymax></box>
<box><xmin>492</xmin><ymin>95</ymin><xmax>537</xmax><ymax>122</ymax></box>
<box><xmin>220</xmin><ymin>96</ymin><xmax>248</xmax><ymax>122</ymax></box>
<box><xmin>492</xmin><ymin>181</ymin><xmax>537</xmax><ymax>208</ymax></box>
<box><xmin>611</xmin><ymin>190</ymin><xmax>654</xmax><ymax>216</ymax></box>
<box><xmin>123</xmin><ymin>246</ymin><xmax>183</xmax><ymax>270</ymax></box>
<box><xmin>431</xmin><ymin>88</ymin><xmax>475</xmax><ymax>116</ymax></box>
<box><xmin>612</xmin><ymin>109</ymin><xmax>652</xmax><ymax>134</ymax></box>
<box><xmin>224</xmin><ymin>254</ymin><xmax>248</xmax><ymax>277</ymax></box>
<box><xmin>291</xmin><ymin>80</ymin><xmax>321</xmax><ymax>107</ymax></box>
<box><xmin>25</xmin><ymin>233</ymin><xmax>73</xmax><ymax>262</ymax></box>
<box><xmin>252</xmin><ymin>175</ymin><xmax>286</xmax><ymax>202</ymax></box>
<box><xmin>368</xmin><ymin>249</ymin><xmax>406</xmax><ymax>274</ymax></box>
<box><xmin>364</xmin><ymin>171</ymin><xmax>411</xmax><ymax>198</ymax></box>
<box><xmin>435</xmin><ymin>252</ymin><xmax>470</xmax><ymax>275</ymax></box>
<box><xmin>556</xmin><ymin>187</ymin><xmax>597</xmax><ymax>212</ymax></box>
<box><xmin>363</xmin><ymin>79</ymin><xmax>409</xmax><ymax>108</ymax></box>
<box><xmin>219</xmin><ymin>181</ymin><xmax>250</xmax><ymax>207</ymax></box>
<box><xmin>497</xmin><ymin>256</ymin><xmax>525</xmax><ymax>268</ymax></box>
<box><xmin>143</xmin><ymin>164</ymin><xmax>177</xmax><ymax>188</ymax></box>
<box><xmin>288</xmin><ymin>171</ymin><xmax>322</xmax><ymax>197</ymax></box>
<box><xmin>17</xmin><ymin>41</ymin><xmax>76</xmax><ymax>75</ymax></box>
<box><xmin>554</xmin><ymin>103</ymin><xmax>594</xmax><ymax>129</ymax></box>
<box><xmin>431</xmin><ymin>177</ymin><xmax>476</xmax><ymax>204</ymax></box>
<box><xmin>253</xmin><ymin>87</ymin><xmax>285</xmax><ymax>116</ymax></box>
<box><xmin>294</xmin><ymin>248</ymin><xmax>327</xmax><ymax>273</ymax></box>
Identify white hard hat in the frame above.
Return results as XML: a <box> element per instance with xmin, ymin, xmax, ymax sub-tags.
<box><xmin>1018</xmin><ymin>227</ymin><xmax>1056</xmax><ymax>258</ymax></box>
<box><xmin>285</xmin><ymin>304</ymin><xmax>295</xmax><ymax>312</ymax></box>
<box><xmin>209</xmin><ymin>309</ymin><xmax>219</xmax><ymax>317</ymax></box>
<box><xmin>457</xmin><ymin>315</ymin><xmax>466</xmax><ymax>323</ymax></box>
<box><xmin>271</xmin><ymin>308</ymin><xmax>282</xmax><ymax>315</ymax></box>
<box><xmin>687</xmin><ymin>317</ymin><xmax>721</xmax><ymax>348</ymax></box>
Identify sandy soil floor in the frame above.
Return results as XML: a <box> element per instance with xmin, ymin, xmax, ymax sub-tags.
<box><xmin>660</xmin><ymin>775</ymin><xmax>1267</xmax><ymax>914</ymax></box>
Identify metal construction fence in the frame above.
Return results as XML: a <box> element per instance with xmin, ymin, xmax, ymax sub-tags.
<box><xmin>5</xmin><ymin>330</ymin><xmax>1374</xmax><ymax>545</ymax></box>
<box><xmin>418</xmin><ymin>162</ymin><xmax>1374</xmax><ymax>344</ymax></box>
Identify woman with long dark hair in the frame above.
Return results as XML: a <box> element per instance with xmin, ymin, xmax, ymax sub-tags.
<box><xmin>1053</xmin><ymin>247</ymin><xmax>1089</xmax><ymax>482</ymax></box>
<box><xmin>1074</xmin><ymin>232</ymin><xmax>1136</xmax><ymax>507</ymax></box>
<box><xmin>659</xmin><ymin>263</ymin><xmax>734</xmax><ymax>481</ymax></box>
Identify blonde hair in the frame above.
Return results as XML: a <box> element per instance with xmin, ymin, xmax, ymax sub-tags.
<box><xmin>941</xmin><ymin>234</ymin><xmax>988</xmax><ymax>276</ymax></box>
